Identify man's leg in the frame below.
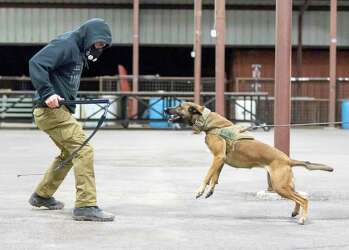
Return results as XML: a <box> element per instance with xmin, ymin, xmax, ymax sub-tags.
<box><xmin>31</xmin><ymin>106</ymin><xmax>113</xmax><ymax>221</ymax></box>
<box><xmin>60</xmin><ymin>117</ymin><xmax>114</xmax><ymax>221</ymax></box>
<box><xmin>30</xmin><ymin>107</ymin><xmax>74</xmax><ymax>209</ymax></box>
<box><xmin>42</xmin><ymin>116</ymin><xmax>97</xmax><ymax>207</ymax></box>
<box><xmin>34</xmin><ymin>138</ymin><xmax>73</xmax><ymax>198</ymax></box>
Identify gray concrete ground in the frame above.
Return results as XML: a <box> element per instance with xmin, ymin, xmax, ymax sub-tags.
<box><xmin>0</xmin><ymin>128</ymin><xmax>349</xmax><ymax>250</ymax></box>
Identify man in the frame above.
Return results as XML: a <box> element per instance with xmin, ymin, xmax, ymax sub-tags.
<box><xmin>28</xmin><ymin>18</ymin><xmax>114</xmax><ymax>222</ymax></box>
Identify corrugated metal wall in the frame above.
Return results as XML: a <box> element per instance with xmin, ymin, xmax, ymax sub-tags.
<box><xmin>0</xmin><ymin>8</ymin><xmax>133</xmax><ymax>44</ymax></box>
<box><xmin>0</xmin><ymin>8</ymin><xmax>348</xmax><ymax>46</ymax></box>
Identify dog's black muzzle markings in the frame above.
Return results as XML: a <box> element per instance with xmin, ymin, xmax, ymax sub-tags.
<box><xmin>164</xmin><ymin>107</ymin><xmax>170</xmax><ymax>114</ymax></box>
<box><xmin>164</xmin><ymin>107</ymin><xmax>183</xmax><ymax>123</ymax></box>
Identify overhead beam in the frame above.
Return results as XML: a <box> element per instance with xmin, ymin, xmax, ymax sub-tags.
<box><xmin>1</xmin><ymin>3</ymin><xmax>349</xmax><ymax>11</ymax></box>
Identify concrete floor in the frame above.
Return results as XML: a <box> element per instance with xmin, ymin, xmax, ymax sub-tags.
<box><xmin>0</xmin><ymin>128</ymin><xmax>348</xmax><ymax>250</ymax></box>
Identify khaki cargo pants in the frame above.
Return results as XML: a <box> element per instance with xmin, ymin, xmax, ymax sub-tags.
<box><xmin>33</xmin><ymin>106</ymin><xmax>96</xmax><ymax>208</ymax></box>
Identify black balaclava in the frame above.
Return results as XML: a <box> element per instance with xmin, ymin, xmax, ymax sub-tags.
<box><xmin>85</xmin><ymin>46</ymin><xmax>104</xmax><ymax>62</ymax></box>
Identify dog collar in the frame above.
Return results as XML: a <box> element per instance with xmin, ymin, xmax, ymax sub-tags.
<box><xmin>192</xmin><ymin>107</ymin><xmax>211</xmax><ymax>133</ymax></box>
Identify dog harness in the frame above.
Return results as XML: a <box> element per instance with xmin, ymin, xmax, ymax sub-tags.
<box><xmin>192</xmin><ymin>107</ymin><xmax>211</xmax><ymax>133</ymax></box>
<box><xmin>192</xmin><ymin>107</ymin><xmax>254</xmax><ymax>143</ymax></box>
<box><xmin>209</xmin><ymin>126</ymin><xmax>254</xmax><ymax>142</ymax></box>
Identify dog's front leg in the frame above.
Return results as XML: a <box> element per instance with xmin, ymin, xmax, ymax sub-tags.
<box><xmin>196</xmin><ymin>134</ymin><xmax>226</xmax><ymax>199</ymax></box>
<box><xmin>205</xmin><ymin>164</ymin><xmax>224</xmax><ymax>198</ymax></box>
<box><xmin>195</xmin><ymin>157</ymin><xmax>225</xmax><ymax>198</ymax></box>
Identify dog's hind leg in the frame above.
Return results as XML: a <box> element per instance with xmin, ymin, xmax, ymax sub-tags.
<box><xmin>280</xmin><ymin>188</ymin><xmax>308</xmax><ymax>224</ymax></box>
<box><xmin>269</xmin><ymin>164</ymin><xmax>309</xmax><ymax>225</ymax></box>
<box><xmin>292</xmin><ymin>203</ymin><xmax>300</xmax><ymax>217</ymax></box>
<box><xmin>291</xmin><ymin>192</ymin><xmax>308</xmax><ymax>224</ymax></box>
<box><xmin>288</xmin><ymin>176</ymin><xmax>300</xmax><ymax>217</ymax></box>
<box><xmin>275</xmin><ymin>186</ymin><xmax>307</xmax><ymax>224</ymax></box>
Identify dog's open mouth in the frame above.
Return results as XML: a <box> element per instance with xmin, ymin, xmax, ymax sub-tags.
<box><xmin>168</xmin><ymin>114</ymin><xmax>183</xmax><ymax>123</ymax></box>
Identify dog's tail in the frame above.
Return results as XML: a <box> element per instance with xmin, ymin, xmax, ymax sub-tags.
<box><xmin>290</xmin><ymin>160</ymin><xmax>334</xmax><ymax>172</ymax></box>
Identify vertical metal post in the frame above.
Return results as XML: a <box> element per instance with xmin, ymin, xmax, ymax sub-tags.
<box><xmin>297</xmin><ymin>14</ymin><xmax>303</xmax><ymax>78</ymax></box>
<box><xmin>268</xmin><ymin>0</ymin><xmax>292</xmax><ymax>192</ymax></box>
<box><xmin>215</xmin><ymin>0</ymin><xmax>225</xmax><ymax>116</ymax></box>
<box><xmin>194</xmin><ymin>0</ymin><xmax>202</xmax><ymax>104</ymax></box>
<box><xmin>274</xmin><ymin>0</ymin><xmax>292</xmax><ymax>156</ymax></box>
<box><xmin>132</xmin><ymin>0</ymin><xmax>140</xmax><ymax>117</ymax></box>
<box><xmin>296</xmin><ymin>0</ymin><xmax>309</xmax><ymax>78</ymax></box>
<box><xmin>329</xmin><ymin>0</ymin><xmax>337</xmax><ymax>126</ymax></box>
<box><xmin>99</xmin><ymin>76</ymin><xmax>103</xmax><ymax>92</ymax></box>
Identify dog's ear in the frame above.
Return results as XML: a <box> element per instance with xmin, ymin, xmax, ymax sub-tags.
<box><xmin>188</xmin><ymin>106</ymin><xmax>201</xmax><ymax>115</ymax></box>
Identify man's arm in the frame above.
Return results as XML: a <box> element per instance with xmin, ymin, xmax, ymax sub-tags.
<box><xmin>29</xmin><ymin>41</ymin><xmax>71</xmax><ymax>107</ymax></box>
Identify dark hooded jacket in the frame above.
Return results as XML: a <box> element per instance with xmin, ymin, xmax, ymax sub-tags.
<box><xmin>29</xmin><ymin>18</ymin><xmax>112</xmax><ymax>113</ymax></box>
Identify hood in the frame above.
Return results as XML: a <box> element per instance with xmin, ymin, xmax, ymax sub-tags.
<box><xmin>73</xmin><ymin>18</ymin><xmax>112</xmax><ymax>52</ymax></box>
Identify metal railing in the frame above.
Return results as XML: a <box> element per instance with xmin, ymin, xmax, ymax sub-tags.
<box><xmin>235</xmin><ymin>77</ymin><xmax>349</xmax><ymax>124</ymax></box>
<box><xmin>0</xmin><ymin>90</ymin><xmax>269</xmax><ymax>129</ymax></box>
<box><xmin>0</xmin><ymin>75</ymin><xmax>217</xmax><ymax>92</ymax></box>
<box><xmin>2</xmin><ymin>75</ymin><xmax>348</xmax><ymax>127</ymax></box>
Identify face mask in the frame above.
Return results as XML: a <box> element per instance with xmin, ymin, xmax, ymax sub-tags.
<box><xmin>85</xmin><ymin>46</ymin><xmax>103</xmax><ymax>62</ymax></box>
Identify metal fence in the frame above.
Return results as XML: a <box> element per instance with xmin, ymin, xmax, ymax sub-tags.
<box><xmin>1</xmin><ymin>75</ymin><xmax>348</xmax><ymax>128</ymax></box>
<box><xmin>0</xmin><ymin>76</ymin><xmax>218</xmax><ymax>92</ymax></box>
<box><xmin>0</xmin><ymin>90</ymin><xmax>269</xmax><ymax>129</ymax></box>
<box><xmin>235</xmin><ymin>77</ymin><xmax>349</xmax><ymax>124</ymax></box>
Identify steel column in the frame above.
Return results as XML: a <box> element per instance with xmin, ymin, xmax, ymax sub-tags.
<box><xmin>274</xmin><ymin>0</ymin><xmax>292</xmax><ymax>156</ymax></box>
<box><xmin>132</xmin><ymin>0</ymin><xmax>140</xmax><ymax>117</ymax></box>
<box><xmin>194</xmin><ymin>0</ymin><xmax>202</xmax><ymax>105</ymax></box>
<box><xmin>215</xmin><ymin>0</ymin><xmax>225</xmax><ymax>116</ymax></box>
<box><xmin>329</xmin><ymin>0</ymin><xmax>337</xmax><ymax>126</ymax></box>
<box><xmin>296</xmin><ymin>0</ymin><xmax>309</xmax><ymax>78</ymax></box>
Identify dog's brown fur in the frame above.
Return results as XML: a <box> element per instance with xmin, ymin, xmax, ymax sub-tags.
<box><xmin>166</xmin><ymin>102</ymin><xmax>333</xmax><ymax>225</ymax></box>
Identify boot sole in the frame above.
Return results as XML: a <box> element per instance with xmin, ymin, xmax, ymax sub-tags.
<box><xmin>72</xmin><ymin>215</ymin><xmax>114</xmax><ymax>222</ymax></box>
<box><xmin>29</xmin><ymin>200</ymin><xmax>64</xmax><ymax>210</ymax></box>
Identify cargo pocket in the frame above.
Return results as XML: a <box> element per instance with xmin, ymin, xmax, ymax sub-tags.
<box><xmin>60</xmin><ymin>121</ymin><xmax>86</xmax><ymax>146</ymax></box>
<box><xmin>51</xmin><ymin>106</ymin><xmax>71</xmax><ymax>124</ymax></box>
<box><xmin>36</xmin><ymin>107</ymin><xmax>72</xmax><ymax>131</ymax></box>
<box><xmin>33</xmin><ymin>108</ymin><xmax>45</xmax><ymax>118</ymax></box>
<box><xmin>33</xmin><ymin>108</ymin><xmax>49</xmax><ymax>130</ymax></box>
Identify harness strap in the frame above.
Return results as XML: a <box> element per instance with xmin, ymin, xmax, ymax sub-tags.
<box><xmin>192</xmin><ymin>108</ymin><xmax>211</xmax><ymax>133</ymax></box>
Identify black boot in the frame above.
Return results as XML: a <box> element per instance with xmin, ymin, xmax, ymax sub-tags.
<box><xmin>28</xmin><ymin>193</ymin><xmax>64</xmax><ymax>210</ymax></box>
<box><xmin>73</xmin><ymin>206</ymin><xmax>114</xmax><ymax>222</ymax></box>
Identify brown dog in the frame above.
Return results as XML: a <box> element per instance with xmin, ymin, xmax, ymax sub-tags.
<box><xmin>165</xmin><ymin>102</ymin><xmax>333</xmax><ymax>225</ymax></box>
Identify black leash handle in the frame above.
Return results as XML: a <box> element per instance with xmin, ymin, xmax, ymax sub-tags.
<box><xmin>58</xmin><ymin>99</ymin><xmax>110</xmax><ymax>105</ymax></box>
<box><xmin>39</xmin><ymin>99</ymin><xmax>110</xmax><ymax>107</ymax></box>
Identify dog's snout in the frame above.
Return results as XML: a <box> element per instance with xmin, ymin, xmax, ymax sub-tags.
<box><xmin>164</xmin><ymin>108</ymin><xmax>170</xmax><ymax>114</ymax></box>
<box><xmin>164</xmin><ymin>107</ymin><xmax>175</xmax><ymax>114</ymax></box>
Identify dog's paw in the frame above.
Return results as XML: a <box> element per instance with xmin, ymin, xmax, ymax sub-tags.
<box><xmin>195</xmin><ymin>184</ymin><xmax>206</xmax><ymax>199</ymax></box>
<box><xmin>298</xmin><ymin>217</ymin><xmax>306</xmax><ymax>225</ymax></box>
<box><xmin>204</xmin><ymin>184</ymin><xmax>215</xmax><ymax>199</ymax></box>
<box><xmin>195</xmin><ymin>191</ymin><xmax>204</xmax><ymax>199</ymax></box>
<box><xmin>291</xmin><ymin>211</ymin><xmax>299</xmax><ymax>217</ymax></box>
<box><xmin>205</xmin><ymin>189</ymin><xmax>214</xmax><ymax>199</ymax></box>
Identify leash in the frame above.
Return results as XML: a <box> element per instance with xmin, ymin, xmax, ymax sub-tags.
<box><xmin>240</xmin><ymin>121</ymin><xmax>348</xmax><ymax>132</ymax></box>
<box><xmin>17</xmin><ymin>99</ymin><xmax>111</xmax><ymax>178</ymax></box>
<box><xmin>55</xmin><ymin>99</ymin><xmax>111</xmax><ymax>170</ymax></box>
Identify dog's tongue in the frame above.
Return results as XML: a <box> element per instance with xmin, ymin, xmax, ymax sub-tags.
<box><xmin>168</xmin><ymin>115</ymin><xmax>179</xmax><ymax>122</ymax></box>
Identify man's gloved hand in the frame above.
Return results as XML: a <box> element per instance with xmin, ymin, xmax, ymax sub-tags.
<box><xmin>45</xmin><ymin>94</ymin><xmax>64</xmax><ymax>108</ymax></box>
